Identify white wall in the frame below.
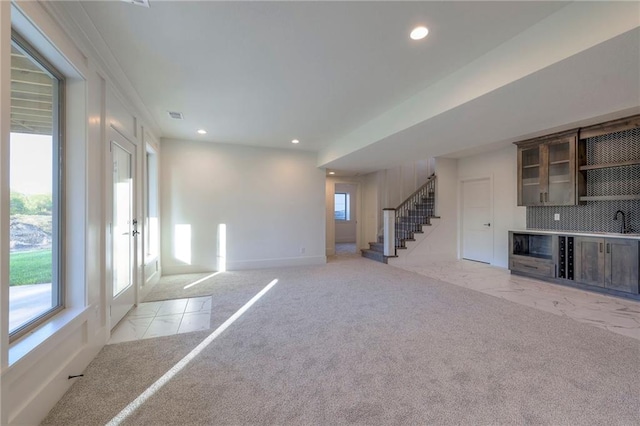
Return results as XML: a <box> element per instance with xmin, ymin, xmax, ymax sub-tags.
<box><xmin>361</xmin><ymin>172</ymin><xmax>379</xmax><ymax>247</ymax></box>
<box><xmin>1</xmin><ymin>3</ymin><xmax>161</xmax><ymax>424</ymax></box>
<box><xmin>368</xmin><ymin>158</ymin><xmax>434</xmax><ymax>231</ymax></box>
<box><xmin>378</xmin><ymin>158</ymin><xmax>434</xmax><ymax>210</ymax></box>
<box><xmin>391</xmin><ymin>157</ymin><xmax>459</xmax><ymax>264</ymax></box>
<box><xmin>457</xmin><ymin>145</ymin><xmax>526</xmax><ymax>268</ymax></box>
<box><xmin>390</xmin><ymin>147</ymin><xmax>526</xmax><ymax>268</ymax></box>
<box><xmin>161</xmin><ymin>139</ymin><xmax>326</xmax><ymax>273</ymax></box>
<box><xmin>334</xmin><ymin>183</ymin><xmax>357</xmax><ymax>243</ymax></box>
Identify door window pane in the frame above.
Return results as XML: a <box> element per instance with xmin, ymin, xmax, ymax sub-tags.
<box><xmin>113</xmin><ymin>144</ymin><xmax>133</xmax><ymax>297</ymax></box>
<box><xmin>9</xmin><ymin>36</ymin><xmax>63</xmax><ymax>337</ymax></box>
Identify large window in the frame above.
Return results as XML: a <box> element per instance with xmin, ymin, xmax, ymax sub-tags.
<box><xmin>9</xmin><ymin>33</ymin><xmax>64</xmax><ymax>340</ymax></box>
<box><xmin>334</xmin><ymin>193</ymin><xmax>350</xmax><ymax>221</ymax></box>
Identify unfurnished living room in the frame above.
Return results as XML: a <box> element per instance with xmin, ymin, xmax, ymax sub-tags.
<box><xmin>2</xmin><ymin>1</ymin><xmax>640</xmax><ymax>425</ymax></box>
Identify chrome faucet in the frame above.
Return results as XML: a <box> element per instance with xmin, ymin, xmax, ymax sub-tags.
<box><xmin>613</xmin><ymin>210</ymin><xmax>627</xmax><ymax>234</ymax></box>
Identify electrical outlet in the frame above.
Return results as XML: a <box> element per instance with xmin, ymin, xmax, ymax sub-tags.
<box><xmin>554</xmin><ymin>213</ymin><xmax>560</xmax><ymax>221</ymax></box>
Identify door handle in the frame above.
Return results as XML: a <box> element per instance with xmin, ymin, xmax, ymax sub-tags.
<box><xmin>483</xmin><ymin>223</ymin><xmax>491</xmax><ymax>227</ymax></box>
<box><xmin>132</xmin><ymin>230</ymin><xmax>140</xmax><ymax>237</ymax></box>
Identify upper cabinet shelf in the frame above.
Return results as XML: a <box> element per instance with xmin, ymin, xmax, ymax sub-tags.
<box><xmin>579</xmin><ymin>159</ymin><xmax>640</xmax><ymax>171</ymax></box>
<box><xmin>577</xmin><ymin>114</ymin><xmax>640</xmax><ymax>202</ymax></box>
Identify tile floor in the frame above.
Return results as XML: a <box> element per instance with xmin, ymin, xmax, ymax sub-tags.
<box><xmin>109</xmin><ymin>296</ymin><xmax>212</xmax><ymax>344</ymax></box>
<box><xmin>391</xmin><ymin>258</ymin><xmax>640</xmax><ymax>341</ymax></box>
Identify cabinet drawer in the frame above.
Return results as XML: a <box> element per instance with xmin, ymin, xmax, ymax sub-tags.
<box><xmin>510</xmin><ymin>257</ymin><xmax>555</xmax><ymax>278</ymax></box>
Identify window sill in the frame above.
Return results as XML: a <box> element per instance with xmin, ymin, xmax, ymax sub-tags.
<box><xmin>8</xmin><ymin>306</ymin><xmax>90</xmax><ymax>367</ymax></box>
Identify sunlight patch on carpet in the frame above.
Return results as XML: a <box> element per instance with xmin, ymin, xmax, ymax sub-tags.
<box><xmin>183</xmin><ymin>271</ymin><xmax>223</xmax><ymax>289</ymax></box>
<box><xmin>107</xmin><ymin>278</ymin><xmax>279</xmax><ymax>425</ymax></box>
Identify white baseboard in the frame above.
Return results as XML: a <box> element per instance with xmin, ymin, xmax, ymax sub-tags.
<box><xmin>226</xmin><ymin>255</ymin><xmax>326</xmax><ymax>270</ymax></box>
<box><xmin>161</xmin><ymin>264</ymin><xmax>216</xmax><ymax>275</ymax></box>
<box><xmin>162</xmin><ymin>256</ymin><xmax>326</xmax><ymax>275</ymax></box>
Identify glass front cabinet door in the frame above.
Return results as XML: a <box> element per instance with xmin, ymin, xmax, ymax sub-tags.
<box><xmin>516</xmin><ymin>133</ymin><xmax>579</xmax><ymax>207</ymax></box>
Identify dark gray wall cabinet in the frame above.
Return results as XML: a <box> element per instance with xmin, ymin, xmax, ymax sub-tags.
<box><xmin>516</xmin><ymin>132</ymin><xmax>581</xmax><ymax>207</ymax></box>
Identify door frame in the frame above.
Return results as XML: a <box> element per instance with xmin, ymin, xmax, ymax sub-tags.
<box><xmin>458</xmin><ymin>175</ymin><xmax>494</xmax><ymax>264</ymax></box>
<box><xmin>326</xmin><ymin>179</ymin><xmax>363</xmax><ymax>256</ymax></box>
<box><xmin>105</xmin><ymin>124</ymin><xmax>140</xmax><ymax>330</ymax></box>
<box><xmin>333</xmin><ymin>182</ymin><xmax>359</xmax><ymax>252</ymax></box>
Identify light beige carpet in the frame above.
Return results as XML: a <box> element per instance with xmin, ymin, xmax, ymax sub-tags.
<box><xmin>43</xmin><ymin>257</ymin><xmax>640</xmax><ymax>425</ymax></box>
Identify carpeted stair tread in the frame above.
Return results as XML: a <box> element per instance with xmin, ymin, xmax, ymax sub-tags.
<box><xmin>361</xmin><ymin>248</ymin><xmax>389</xmax><ymax>263</ymax></box>
<box><xmin>368</xmin><ymin>242</ymin><xmax>384</xmax><ymax>252</ymax></box>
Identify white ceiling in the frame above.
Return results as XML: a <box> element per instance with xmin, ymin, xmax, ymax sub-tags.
<box><xmin>57</xmin><ymin>1</ymin><xmax>639</xmax><ymax>174</ymax></box>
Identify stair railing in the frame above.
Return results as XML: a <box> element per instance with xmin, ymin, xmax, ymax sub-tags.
<box><xmin>395</xmin><ymin>173</ymin><xmax>436</xmax><ymax>222</ymax></box>
<box><xmin>383</xmin><ymin>174</ymin><xmax>436</xmax><ymax>255</ymax></box>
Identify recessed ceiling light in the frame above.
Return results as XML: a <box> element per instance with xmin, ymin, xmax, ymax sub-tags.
<box><xmin>197</xmin><ymin>129</ymin><xmax>207</xmax><ymax>135</ymax></box>
<box><xmin>410</xmin><ymin>26</ymin><xmax>429</xmax><ymax>40</ymax></box>
<box><xmin>291</xmin><ymin>139</ymin><xmax>300</xmax><ymax>144</ymax></box>
<box><xmin>329</xmin><ymin>171</ymin><xmax>335</xmax><ymax>175</ymax></box>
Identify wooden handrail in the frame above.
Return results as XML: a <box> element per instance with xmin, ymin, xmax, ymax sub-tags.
<box><xmin>395</xmin><ymin>174</ymin><xmax>436</xmax><ymax>210</ymax></box>
<box><xmin>383</xmin><ymin>174</ymin><xmax>437</xmax><ymax>251</ymax></box>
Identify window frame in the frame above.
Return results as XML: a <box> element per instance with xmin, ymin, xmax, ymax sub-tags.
<box><xmin>334</xmin><ymin>192</ymin><xmax>350</xmax><ymax>221</ymax></box>
<box><xmin>144</xmin><ymin>145</ymin><xmax>159</xmax><ymax>261</ymax></box>
<box><xmin>9</xmin><ymin>30</ymin><xmax>65</xmax><ymax>342</ymax></box>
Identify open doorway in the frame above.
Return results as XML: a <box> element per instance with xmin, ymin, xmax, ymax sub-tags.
<box><xmin>334</xmin><ymin>183</ymin><xmax>358</xmax><ymax>255</ymax></box>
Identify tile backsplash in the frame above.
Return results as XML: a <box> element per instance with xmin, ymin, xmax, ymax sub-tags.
<box><xmin>527</xmin><ymin>201</ymin><xmax>640</xmax><ymax>233</ymax></box>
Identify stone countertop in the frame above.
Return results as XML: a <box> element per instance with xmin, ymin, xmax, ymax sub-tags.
<box><xmin>510</xmin><ymin>229</ymin><xmax>640</xmax><ymax>240</ymax></box>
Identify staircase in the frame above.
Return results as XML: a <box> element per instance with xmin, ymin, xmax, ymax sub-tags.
<box><xmin>361</xmin><ymin>175</ymin><xmax>437</xmax><ymax>264</ymax></box>
<box><xmin>361</xmin><ymin>238</ymin><xmax>389</xmax><ymax>263</ymax></box>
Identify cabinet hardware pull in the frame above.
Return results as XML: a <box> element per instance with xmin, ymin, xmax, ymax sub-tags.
<box><xmin>606</xmin><ymin>243</ymin><xmax>610</xmax><ymax>254</ymax></box>
<box><xmin>599</xmin><ymin>242</ymin><xmax>603</xmax><ymax>253</ymax></box>
<box><xmin>540</xmin><ymin>193</ymin><xmax>543</xmax><ymax>203</ymax></box>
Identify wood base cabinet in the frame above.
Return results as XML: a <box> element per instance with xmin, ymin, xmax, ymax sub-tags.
<box><xmin>575</xmin><ymin>237</ymin><xmax>605</xmax><ymax>287</ymax></box>
<box><xmin>606</xmin><ymin>239</ymin><xmax>640</xmax><ymax>293</ymax></box>
<box><xmin>575</xmin><ymin>237</ymin><xmax>639</xmax><ymax>293</ymax></box>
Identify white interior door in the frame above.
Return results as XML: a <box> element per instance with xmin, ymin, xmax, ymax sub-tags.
<box><xmin>462</xmin><ymin>178</ymin><xmax>493</xmax><ymax>263</ymax></box>
<box><xmin>109</xmin><ymin>130</ymin><xmax>137</xmax><ymax>328</ymax></box>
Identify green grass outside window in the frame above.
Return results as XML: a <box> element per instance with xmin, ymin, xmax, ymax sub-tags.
<box><xmin>10</xmin><ymin>249</ymin><xmax>52</xmax><ymax>286</ymax></box>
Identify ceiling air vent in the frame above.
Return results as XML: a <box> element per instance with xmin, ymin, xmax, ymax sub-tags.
<box><xmin>168</xmin><ymin>111</ymin><xmax>184</xmax><ymax>120</ymax></box>
<box><xmin>121</xmin><ymin>0</ymin><xmax>150</xmax><ymax>7</ymax></box>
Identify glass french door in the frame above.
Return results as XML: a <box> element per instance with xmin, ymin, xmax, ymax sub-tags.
<box><xmin>110</xmin><ymin>130</ymin><xmax>137</xmax><ymax>328</ymax></box>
